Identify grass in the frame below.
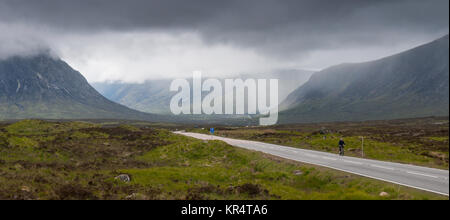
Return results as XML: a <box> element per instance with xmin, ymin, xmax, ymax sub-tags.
<box><xmin>0</xmin><ymin>119</ymin><xmax>447</xmax><ymax>200</ymax></box>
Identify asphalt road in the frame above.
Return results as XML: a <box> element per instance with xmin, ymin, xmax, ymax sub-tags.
<box><xmin>175</xmin><ymin>131</ymin><xmax>449</xmax><ymax>196</ymax></box>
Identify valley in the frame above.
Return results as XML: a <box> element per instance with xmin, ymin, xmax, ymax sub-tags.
<box><xmin>0</xmin><ymin>0</ymin><xmax>448</xmax><ymax>205</ymax></box>
<box><xmin>279</xmin><ymin>35</ymin><xmax>449</xmax><ymax>123</ymax></box>
<box><xmin>0</xmin><ymin>119</ymin><xmax>446</xmax><ymax>200</ymax></box>
<box><xmin>0</xmin><ymin>11</ymin><xmax>448</xmax><ymax>201</ymax></box>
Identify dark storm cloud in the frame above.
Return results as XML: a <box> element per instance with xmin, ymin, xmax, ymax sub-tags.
<box><xmin>1</xmin><ymin>0</ymin><xmax>447</xmax><ymax>31</ymax></box>
<box><xmin>1</xmin><ymin>0</ymin><xmax>448</xmax><ymax>57</ymax></box>
<box><xmin>0</xmin><ymin>0</ymin><xmax>448</xmax><ymax>82</ymax></box>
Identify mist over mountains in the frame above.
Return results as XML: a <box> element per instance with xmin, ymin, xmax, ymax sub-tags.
<box><xmin>0</xmin><ymin>54</ymin><xmax>253</xmax><ymax>125</ymax></box>
<box><xmin>0</xmin><ymin>35</ymin><xmax>448</xmax><ymax>125</ymax></box>
<box><xmin>0</xmin><ymin>54</ymin><xmax>164</xmax><ymax>121</ymax></box>
<box><xmin>279</xmin><ymin>35</ymin><xmax>449</xmax><ymax>123</ymax></box>
<box><xmin>92</xmin><ymin>70</ymin><xmax>313</xmax><ymax>115</ymax></box>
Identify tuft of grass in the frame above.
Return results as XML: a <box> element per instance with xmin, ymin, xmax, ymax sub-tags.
<box><xmin>7</xmin><ymin>136</ymin><xmax>38</xmax><ymax>148</ymax></box>
<box><xmin>426</xmin><ymin>136</ymin><xmax>449</xmax><ymax>142</ymax></box>
<box><xmin>5</xmin><ymin>119</ymin><xmax>96</xmax><ymax>136</ymax></box>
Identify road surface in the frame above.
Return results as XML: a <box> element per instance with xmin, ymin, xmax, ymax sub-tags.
<box><xmin>174</xmin><ymin>131</ymin><xmax>449</xmax><ymax>196</ymax></box>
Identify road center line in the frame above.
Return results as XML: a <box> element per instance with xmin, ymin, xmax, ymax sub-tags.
<box><xmin>407</xmin><ymin>171</ymin><xmax>439</xmax><ymax>179</ymax></box>
<box><xmin>305</xmin><ymin>153</ymin><xmax>318</xmax><ymax>158</ymax></box>
<box><xmin>342</xmin><ymin>160</ymin><xmax>363</xmax><ymax>165</ymax></box>
<box><xmin>370</xmin><ymin>164</ymin><xmax>395</xmax><ymax>170</ymax></box>
<box><xmin>322</xmin><ymin>156</ymin><xmax>337</xmax><ymax>161</ymax></box>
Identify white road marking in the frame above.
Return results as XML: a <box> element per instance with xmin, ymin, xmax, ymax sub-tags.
<box><xmin>305</xmin><ymin>153</ymin><xmax>319</xmax><ymax>158</ymax></box>
<box><xmin>407</xmin><ymin>171</ymin><xmax>439</xmax><ymax>179</ymax></box>
<box><xmin>343</xmin><ymin>160</ymin><xmax>363</xmax><ymax>165</ymax></box>
<box><xmin>370</xmin><ymin>164</ymin><xmax>395</xmax><ymax>170</ymax></box>
<box><xmin>321</xmin><ymin>156</ymin><xmax>337</xmax><ymax>161</ymax></box>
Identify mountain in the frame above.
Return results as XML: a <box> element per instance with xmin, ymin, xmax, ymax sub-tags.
<box><xmin>92</xmin><ymin>79</ymin><xmax>174</xmax><ymax>115</ymax></box>
<box><xmin>92</xmin><ymin>69</ymin><xmax>314</xmax><ymax>115</ymax></box>
<box><xmin>279</xmin><ymin>35</ymin><xmax>449</xmax><ymax>123</ymax></box>
<box><xmin>241</xmin><ymin>69</ymin><xmax>315</xmax><ymax>103</ymax></box>
<box><xmin>0</xmin><ymin>54</ymin><xmax>164</xmax><ymax>121</ymax></box>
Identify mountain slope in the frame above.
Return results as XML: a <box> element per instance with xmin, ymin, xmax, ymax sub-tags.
<box><xmin>93</xmin><ymin>69</ymin><xmax>313</xmax><ymax>115</ymax></box>
<box><xmin>0</xmin><ymin>54</ymin><xmax>164</xmax><ymax>121</ymax></box>
<box><xmin>279</xmin><ymin>35</ymin><xmax>449</xmax><ymax>123</ymax></box>
<box><xmin>92</xmin><ymin>79</ymin><xmax>174</xmax><ymax>115</ymax></box>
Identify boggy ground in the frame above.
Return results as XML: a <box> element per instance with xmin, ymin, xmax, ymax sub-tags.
<box><xmin>0</xmin><ymin>120</ymin><xmax>447</xmax><ymax>200</ymax></box>
<box><xmin>193</xmin><ymin>117</ymin><xmax>449</xmax><ymax>169</ymax></box>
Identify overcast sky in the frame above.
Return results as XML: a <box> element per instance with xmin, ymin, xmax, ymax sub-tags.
<box><xmin>0</xmin><ymin>0</ymin><xmax>448</xmax><ymax>82</ymax></box>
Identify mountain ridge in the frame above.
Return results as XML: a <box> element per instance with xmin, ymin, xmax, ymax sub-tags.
<box><xmin>93</xmin><ymin>69</ymin><xmax>314</xmax><ymax>115</ymax></box>
<box><xmin>0</xmin><ymin>54</ymin><xmax>165</xmax><ymax>121</ymax></box>
<box><xmin>279</xmin><ymin>34</ymin><xmax>449</xmax><ymax>123</ymax></box>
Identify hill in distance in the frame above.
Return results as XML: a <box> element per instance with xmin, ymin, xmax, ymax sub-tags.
<box><xmin>92</xmin><ymin>79</ymin><xmax>174</xmax><ymax>115</ymax></box>
<box><xmin>93</xmin><ymin>69</ymin><xmax>314</xmax><ymax>115</ymax></box>
<box><xmin>0</xmin><ymin>53</ymin><xmax>165</xmax><ymax>121</ymax></box>
<box><xmin>279</xmin><ymin>34</ymin><xmax>449</xmax><ymax>124</ymax></box>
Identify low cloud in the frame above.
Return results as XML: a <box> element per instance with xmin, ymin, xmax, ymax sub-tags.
<box><xmin>0</xmin><ymin>0</ymin><xmax>448</xmax><ymax>82</ymax></box>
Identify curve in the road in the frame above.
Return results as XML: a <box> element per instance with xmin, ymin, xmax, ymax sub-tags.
<box><xmin>175</xmin><ymin>131</ymin><xmax>449</xmax><ymax>196</ymax></box>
